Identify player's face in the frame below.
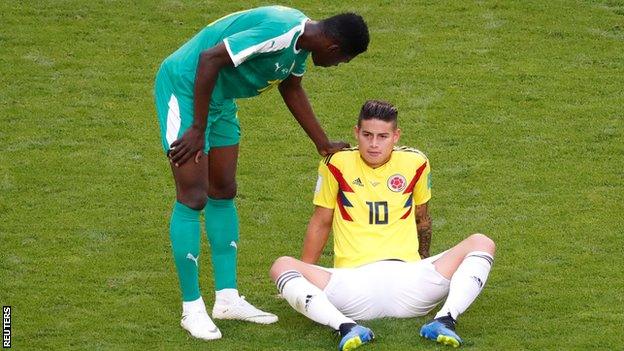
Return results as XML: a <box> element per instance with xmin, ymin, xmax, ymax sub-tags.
<box><xmin>355</xmin><ymin>119</ymin><xmax>400</xmax><ymax>168</ymax></box>
<box><xmin>311</xmin><ymin>44</ymin><xmax>353</xmax><ymax>67</ymax></box>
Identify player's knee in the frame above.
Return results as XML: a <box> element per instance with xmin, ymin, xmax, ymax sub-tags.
<box><xmin>177</xmin><ymin>189</ymin><xmax>208</xmax><ymax>210</ymax></box>
<box><xmin>270</xmin><ymin>256</ymin><xmax>297</xmax><ymax>281</ymax></box>
<box><xmin>208</xmin><ymin>181</ymin><xmax>237</xmax><ymax>199</ymax></box>
<box><xmin>469</xmin><ymin>233</ymin><xmax>496</xmax><ymax>254</ymax></box>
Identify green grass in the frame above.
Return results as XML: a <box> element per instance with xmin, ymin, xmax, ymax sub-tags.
<box><xmin>1</xmin><ymin>0</ymin><xmax>623</xmax><ymax>350</ymax></box>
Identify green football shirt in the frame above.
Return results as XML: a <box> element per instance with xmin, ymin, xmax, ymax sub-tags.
<box><xmin>162</xmin><ymin>6</ymin><xmax>310</xmax><ymax>101</ymax></box>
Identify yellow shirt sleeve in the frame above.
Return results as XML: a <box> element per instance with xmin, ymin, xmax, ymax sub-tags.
<box><xmin>313</xmin><ymin>158</ymin><xmax>338</xmax><ymax>209</ymax></box>
<box><xmin>413</xmin><ymin>160</ymin><xmax>432</xmax><ymax>206</ymax></box>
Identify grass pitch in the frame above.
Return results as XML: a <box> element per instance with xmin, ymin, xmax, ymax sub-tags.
<box><xmin>1</xmin><ymin>1</ymin><xmax>623</xmax><ymax>350</ymax></box>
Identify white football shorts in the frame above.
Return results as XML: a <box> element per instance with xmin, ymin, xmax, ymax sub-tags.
<box><xmin>322</xmin><ymin>254</ymin><xmax>450</xmax><ymax>320</ymax></box>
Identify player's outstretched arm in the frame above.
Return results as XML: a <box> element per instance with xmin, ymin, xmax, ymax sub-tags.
<box><xmin>301</xmin><ymin>206</ymin><xmax>333</xmax><ymax>264</ymax></box>
<box><xmin>278</xmin><ymin>75</ymin><xmax>349</xmax><ymax>156</ymax></box>
<box><xmin>169</xmin><ymin>43</ymin><xmax>233</xmax><ymax>166</ymax></box>
<box><xmin>416</xmin><ymin>202</ymin><xmax>432</xmax><ymax>259</ymax></box>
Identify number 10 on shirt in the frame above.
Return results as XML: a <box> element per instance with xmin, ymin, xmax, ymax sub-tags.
<box><xmin>366</xmin><ymin>201</ymin><xmax>388</xmax><ymax>224</ymax></box>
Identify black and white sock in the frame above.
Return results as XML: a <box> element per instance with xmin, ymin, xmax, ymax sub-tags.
<box><xmin>276</xmin><ymin>270</ymin><xmax>354</xmax><ymax>330</ymax></box>
<box><xmin>435</xmin><ymin>251</ymin><xmax>494</xmax><ymax>320</ymax></box>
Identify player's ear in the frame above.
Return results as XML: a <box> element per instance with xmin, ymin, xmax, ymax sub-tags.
<box><xmin>327</xmin><ymin>43</ymin><xmax>340</xmax><ymax>53</ymax></box>
<box><xmin>393</xmin><ymin>128</ymin><xmax>401</xmax><ymax>143</ymax></box>
<box><xmin>354</xmin><ymin>125</ymin><xmax>360</xmax><ymax>139</ymax></box>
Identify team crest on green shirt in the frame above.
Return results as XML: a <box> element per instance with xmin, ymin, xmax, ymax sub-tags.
<box><xmin>258</xmin><ymin>61</ymin><xmax>296</xmax><ymax>93</ymax></box>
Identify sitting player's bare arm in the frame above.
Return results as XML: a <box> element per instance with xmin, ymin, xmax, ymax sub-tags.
<box><xmin>416</xmin><ymin>202</ymin><xmax>432</xmax><ymax>258</ymax></box>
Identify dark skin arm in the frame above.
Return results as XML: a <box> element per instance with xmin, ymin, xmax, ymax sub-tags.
<box><xmin>278</xmin><ymin>75</ymin><xmax>349</xmax><ymax>156</ymax></box>
<box><xmin>169</xmin><ymin>43</ymin><xmax>233</xmax><ymax>166</ymax></box>
<box><xmin>301</xmin><ymin>206</ymin><xmax>334</xmax><ymax>264</ymax></box>
<box><xmin>415</xmin><ymin>202</ymin><xmax>432</xmax><ymax>259</ymax></box>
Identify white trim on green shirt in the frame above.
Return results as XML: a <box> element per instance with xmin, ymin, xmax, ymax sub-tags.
<box><xmin>224</xmin><ymin>19</ymin><xmax>306</xmax><ymax>67</ymax></box>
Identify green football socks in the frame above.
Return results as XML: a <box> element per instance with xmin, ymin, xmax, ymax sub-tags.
<box><xmin>170</xmin><ymin>201</ymin><xmax>202</xmax><ymax>301</ymax></box>
<box><xmin>205</xmin><ymin>197</ymin><xmax>239</xmax><ymax>291</ymax></box>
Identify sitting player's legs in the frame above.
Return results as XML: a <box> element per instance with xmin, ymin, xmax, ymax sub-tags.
<box><xmin>421</xmin><ymin>233</ymin><xmax>496</xmax><ymax>347</ymax></box>
<box><xmin>270</xmin><ymin>257</ymin><xmax>375</xmax><ymax>351</ymax></box>
<box><xmin>205</xmin><ymin>102</ymin><xmax>277</xmax><ymax>324</ymax></box>
<box><xmin>431</xmin><ymin>233</ymin><xmax>496</xmax><ymax>280</ymax></box>
<box><xmin>270</xmin><ymin>255</ymin><xmax>332</xmax><ymax>288</ymax></box>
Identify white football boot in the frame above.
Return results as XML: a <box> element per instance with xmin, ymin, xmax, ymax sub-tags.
<box><xmin>212</xmin><ymin>296</ymin><xmax>278</xmax><ymax>324</ymax></box>
<box><xmin>180</xmin><ymin>311</ymin><xmax>222</xmax><ymax>340</ymax></box>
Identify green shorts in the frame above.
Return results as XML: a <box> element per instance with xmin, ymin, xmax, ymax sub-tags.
<box><xmin>154</xmin><ymin>67</ymin><xmax>240</xmax><ymax>154</ymax></box>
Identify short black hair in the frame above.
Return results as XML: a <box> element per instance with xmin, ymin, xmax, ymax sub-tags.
<box><xmin>358</xmin><ymin>100</ymin><xmax>398</xmax><ymax>127</ymax></box>
<box><xmin>320</xmin><ymin>13</ymin><xmax>369</xmax><ymax>56</ymax></box>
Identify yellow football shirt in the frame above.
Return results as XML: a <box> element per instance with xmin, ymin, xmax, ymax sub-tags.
<box><xmin>313</xmin><ymin>146</ymin><xmax>432</xmax><ymax>268</ymax></box>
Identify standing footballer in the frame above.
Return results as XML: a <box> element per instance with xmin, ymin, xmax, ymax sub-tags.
<box><xmin>154</xmin><ymin>5</ymin><xmax>369</xmax><ymax>340</ymax></box>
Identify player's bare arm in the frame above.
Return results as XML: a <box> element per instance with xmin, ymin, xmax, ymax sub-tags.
<box><xmin>278</xmin><ymin>75</ymin><xmax>349</xmax><ymax>156</ymax></box>
<box><xmin>415</xmin><ymin>202</ymin><xmax>432</xmax><ymax>259</ymax></box>
<box><xmin>169</xmin><ymin>43</ymin><xmax>233</xmax><ymax>166</ymax></box>
<box><xmin>301</xmin><ymin>205</ymin><xmax>334</xmax><ymax>264</ymax></box>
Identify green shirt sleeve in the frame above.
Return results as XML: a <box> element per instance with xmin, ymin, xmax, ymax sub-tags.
<box><xmin>223</xmin><ymin>22</ymin><xmax>301</xmax><ymax>67</ymax></box>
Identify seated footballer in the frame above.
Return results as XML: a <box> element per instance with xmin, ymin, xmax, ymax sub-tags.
<box><xmin>270</xmin><ymin>100</ymin><xmax>496</xmax><ymax>350</ymax></box>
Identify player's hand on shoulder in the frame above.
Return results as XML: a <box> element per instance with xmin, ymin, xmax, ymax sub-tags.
<box><xmin>317</xmin><ymin>140</ymin><xmax>350</xmax><ymax>156</ymax></box>
<box><xmin>169</xmin><ymin>126</ymin><xmax>205</xmax><ymax>167</ymax></box>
